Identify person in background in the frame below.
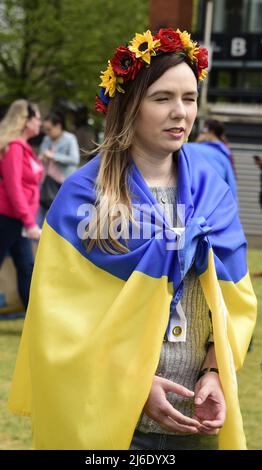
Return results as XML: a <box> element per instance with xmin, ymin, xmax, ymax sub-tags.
<box><xmin>188</xmin><ymin>119</ymin><xmax>238</xmax><ymax>201</ymax></box>
<box><xmin>253</xmin><ymin>155</ymin><xmax>262</xmax><ymax>211</ymax></box>
<box><xmin>253</xmin><ymin>155</ymin><xmax>262</xmax><ymax>278</ymax></box>
<box><xmin>38</xmin><ymin>110</ymin><xmax>80</xmax><ymax>224</ymax></box>
<box><xmin>197</xmin><ymin>119</ymin><xmax>236</xmax><ymax>174</ymax></box>
<box><xmin>74</xmin><ymin>105</ymin><xmax>97</xmax><ymax>166</ymax></box>
<box><xmin>0</xmin><ymin>99</ymin><xmax>43</xmax><ymax>310</ymax></box>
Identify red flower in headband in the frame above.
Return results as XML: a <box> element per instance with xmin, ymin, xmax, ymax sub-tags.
<box><xmin>196</xmin><ymin>47</ymin><xmax>208</xmax><ymax>71</ymax></box>
<box><xmin>111</xmin><ymin>46</ymin><xmax>143</xmax><ymax>81</ymax></box>
<box><xmin>195</xmin><ymin>47</ymin><xmax>208</xmax><ymax>79</ymax></box>
<box><xmin>95</xmin><ymin>96</ymin><xmax>107</xmax><ymax>115</ymax></box>
<box><xmin>154</xmin><ymin>28</ymin><xmax>184</xmax><ymax>53</ymax></box>
<box><xmin>96</xmin><ymin>28</ymin><xmax>209</xmax><ymax>114</ymax></box>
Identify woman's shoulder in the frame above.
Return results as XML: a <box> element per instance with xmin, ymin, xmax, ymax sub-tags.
<box><xmin>40</xmin><ymin>135</ymin><xmax>50</xmax><ymax>145</ymax></box>
<box><xmin>180</xmin><ymin>143</ymin><xmax>230</xmax><ymax>191</ymax></box>
<box><xmin>8</xmin><ymin>138</ymin><xmax>28</xmax><ymax>148</ymax></box>
<box><xmin>180</xmin><ymin>142</ymin><xmax>212</xmax><ymax>171</ymax></box>
<box><xmin>4</xmin><ymin>139</ymin><xmax>32</xmax><ymax>156</ymax></box>
<box><xmin>62</xmin><ymin>130</ymin><xmax>78</xmax><ymax>143</ymax></box>
<box><xmin>182</xmin><ymin>142</ymin><xmax>233</xmax><ymax>175</ymax></box>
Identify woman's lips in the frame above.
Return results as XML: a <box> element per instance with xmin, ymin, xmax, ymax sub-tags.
<box><xmin>164</xmin><ymin>127</ymin><xmax>185</xmax><ymax>140</ymax></box>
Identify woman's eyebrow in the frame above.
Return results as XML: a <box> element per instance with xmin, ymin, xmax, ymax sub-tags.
<box><xmin>148</xmin><ymin>90</ymin><xmax>199</xmax><ymax>98</ymax></box>
<box><xmin>184</xmin><ymin>91</ymin><xmax>199</xmax><ymax>97</ymax></box>
<box><xmin>147</xmin><ymin>90</ymin><xmax>174</xmax><ymax>98</ymax></box>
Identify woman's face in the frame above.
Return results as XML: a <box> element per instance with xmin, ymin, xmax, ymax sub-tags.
<box><xmin>26</xmin><ymin>111</ymin><xmax>42</xmax><ymax>138</ymax></box>
<box><xmin>132</xmin><ymin>62</ymin><xmax>198</xmax><ymax>158</ymax></box>
<box><xmin>43</xmin><ymin>121</ymin><xmax>63</xmax><ymax>140</ymax></box>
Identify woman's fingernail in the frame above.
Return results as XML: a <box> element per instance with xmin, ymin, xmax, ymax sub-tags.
<box><xmin>195</xmin><ymin>397</ymin><xmax>202</xmax><ymax>404</ymax></box>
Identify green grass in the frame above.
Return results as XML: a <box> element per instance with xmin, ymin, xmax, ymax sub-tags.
<box><xmin>0</xmin><ymin>249</ymin><xmax>261</xmax><ymax>450</ymax></box>
<box><xmin>238</xmin><ymin>249</ymin><xmax>262</xmax><ymax>450</ymax></box>
<box><xmin>0</xmin><ymin>319</ymin><xmax>31</xmax><ymax>450</ymax></box>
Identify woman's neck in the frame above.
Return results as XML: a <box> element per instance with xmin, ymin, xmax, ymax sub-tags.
<box><xmin>131</xmin><ymin>148</ymin><xmax>177</xmax><ymax>187</ymax></box>
<box><xmin>52</xmin><ymin>132</ymin><xmax>63</xmax><ymax>143</ymax></box>
<box><xmin>20</xmin><ymin>131</ymin><xmax>29</xmax><ymax>142</ymax></box>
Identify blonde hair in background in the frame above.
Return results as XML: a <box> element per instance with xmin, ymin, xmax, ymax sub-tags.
<box><xmin>0</xmin><ymin>99</ymin><xmax>38</xmax><ymax>154</ymax></box>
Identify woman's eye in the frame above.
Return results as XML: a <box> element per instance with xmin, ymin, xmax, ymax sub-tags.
<box><xmin>184</xmin><ymin>98</ymin><xmax>196</xmax><ymax>102</ymax></box>
<box><xmin>155</xmin><ymin>97</ymin><xmax>168</xmax><ymax>102</ymax></box>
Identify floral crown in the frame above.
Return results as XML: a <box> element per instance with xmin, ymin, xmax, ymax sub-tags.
<box><xmin>95</xmin><ymin>28</ymin><xmax>208</xmax><ymax>115</ymax></box>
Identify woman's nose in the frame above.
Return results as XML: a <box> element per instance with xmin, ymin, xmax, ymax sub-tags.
<box><xmin>170</xmin><ymin>100</ymin><xmax>186</xmax><ymax>119</ymax></box>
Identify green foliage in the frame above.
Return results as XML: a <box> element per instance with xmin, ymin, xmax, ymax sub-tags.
<box><xmin>0</xmin><ymin>0</ymin><xmax>149</xmax><ymax>111</ymax></box>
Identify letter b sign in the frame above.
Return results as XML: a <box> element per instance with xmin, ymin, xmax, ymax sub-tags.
<box><xmin>231</xmin><ymin>37</ymin><xmax>247</xmax><ymax>57</ymax></box>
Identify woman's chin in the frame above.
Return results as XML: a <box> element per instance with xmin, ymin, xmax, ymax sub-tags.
<box><xmin>162</xmin><ymin>141</ymin><xmax>184</xmax><ymax>154</ymax></box>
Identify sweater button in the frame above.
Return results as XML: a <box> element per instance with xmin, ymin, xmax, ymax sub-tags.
<box><xmin>172</xmin><ymin>326</ymin><xmax>182</xmax><ymax>337</ymax></box>
<box><xmin>161</xmin><ymin>196</ymin><xmax>167</xmax><ymax>203</ymax></box>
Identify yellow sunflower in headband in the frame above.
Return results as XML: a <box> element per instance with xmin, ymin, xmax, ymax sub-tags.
<box><xmin>100</xmin><ymin>62</ymin><xmax>124</xmax><ymax>98</ymax></box>
<box><xmin>96</xmin><ymin>27</ymin><xmax>208</xmax><ymax>114</ymax></box>
<box><xmin>177</xmin><ymin>29</ymin><xmax>199</xmax><ymax>61</ymax></box>
<box><xmin>129</xmin><ymin>30</ymin><xmax>161</xmax><ymax>64</ymax></box>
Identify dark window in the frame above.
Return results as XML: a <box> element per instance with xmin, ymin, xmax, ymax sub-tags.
<box><xmin>193</xmin><ymin>0</ymin><xmax>262</xmax><ymax>34</ymax></box>
<box><xmin>208</xmin><ymin>68</ymin><xmax>262</xmax><ymax>103</ymax></box>
<box><xmin>213</xmin><ymin>0</ymin><xmax>262</xmax><ymax>34</ymax></box>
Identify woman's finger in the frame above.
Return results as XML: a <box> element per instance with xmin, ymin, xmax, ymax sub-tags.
<box><xmin>194</xmin><ymin>385</ymin><xmax>212</xmax><ymax>405</ymax></box>
<box><xmin>201</xmin><ymin>419</ymin><xmax>224</xmax><ymax>428</ymax></box>
<box><xmin>161</xmin><ymin>378</ymin><xmax>195</xmax><ymax>398</ymax></box>
<box><xmin>160</xmin><ymin>415</ymin><xmax>199</xmax><ymax>434</ymax></box>
<box><xmin>160</xmin><ymin>402</ymin><xmax>201</xmax><ymax>428</ymax></box>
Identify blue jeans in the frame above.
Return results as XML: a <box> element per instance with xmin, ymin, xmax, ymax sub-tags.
<box><xmin>129</xmin><ymin>429</ymin><xmax>218</xmax><ymax>451</ymax></box>
<box><xmin>0</xmin><ymin>215</ymin><xmax>34</xmax><ymax>310</ymax></box>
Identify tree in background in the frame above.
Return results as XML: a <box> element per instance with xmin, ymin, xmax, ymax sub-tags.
<box><xmin>0</xmin><ymin>0</ymin><xmax>148</xmax><ymax>114</ymax></box>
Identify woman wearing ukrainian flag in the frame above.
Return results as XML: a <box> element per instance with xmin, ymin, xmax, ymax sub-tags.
<box><xmin>9</xmin><ymin>27</ymin><xmax>256</xmax><ymax>450</ymax></box>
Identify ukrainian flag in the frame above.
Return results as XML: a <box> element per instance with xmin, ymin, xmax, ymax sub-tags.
<box><xmin>8</xmin><ymin>146</ymin><xmax>257</xmax><ymax>449</ymax></box>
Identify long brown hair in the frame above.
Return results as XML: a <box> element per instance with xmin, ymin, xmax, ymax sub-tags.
<box><xmin>86</xmin><ymin>54</ymin><xmax>198</xmax><ymax>254</ymax></box>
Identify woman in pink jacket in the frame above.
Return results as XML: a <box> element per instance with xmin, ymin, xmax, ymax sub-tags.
<box><xmin>0</xmin><ymin>100</ymin><xmax>43</xmax><ymax>310</ymax></box>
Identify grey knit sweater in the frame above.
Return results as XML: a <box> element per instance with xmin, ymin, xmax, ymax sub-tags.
<box><xmin>136</xmin><ymin>186</ymin><xmax>212</xmax><ymax>435</ymax></box>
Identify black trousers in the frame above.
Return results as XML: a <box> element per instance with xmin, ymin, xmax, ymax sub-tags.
<box><xmin>129</xmin><ymin>429</ymin><xmax>219</xmax><ymax>450</ymax></box>
<box><xmin>0</xmin><ymin>214</ymin><xmax>34</xmax><ymax>310</ymax></box>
